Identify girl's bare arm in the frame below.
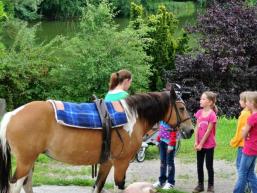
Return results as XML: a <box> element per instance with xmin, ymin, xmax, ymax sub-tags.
<box><xmin>242</xmin><ymin>124</ymin><xmax>250</xmax><ymax>139</ymax></box>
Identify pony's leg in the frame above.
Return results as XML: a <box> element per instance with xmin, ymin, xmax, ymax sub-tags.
<box><xmin>113</xmin><ymin>160</ymin><xmax>129</xmax><ymax>190</ymax></box>
<box><xmin>23</xmin><ymin>168</ymin><xmax>34</xmax><ymax>193</ymax></box>
<box><xmin>93</xmin><ymin>161</ymin><xmax>112</xmax><ymax>193</ymax></box>
<box><xmin>9</xmin><ymin>176</ymin><xmax>27</xmax><ymax>193</ymax></box>
<box><xmin>10</xmin><ymin>158</ymin><xmax>35</xmax><ymax>193</ymax></box>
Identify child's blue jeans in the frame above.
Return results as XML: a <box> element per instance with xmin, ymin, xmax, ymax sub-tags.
<box><xmin>159</xmin><ymin>140</ymin><xmax>175</xmax><ymax>185</ymax></box>
<box><xmin>236</xmin><ymin>147</ymin><xmax>243</xmax><ymax>171</ymax></box>
<box><xmin>233</xmin><ymin>153</ymin><xmax>257</xmax><ymax>193</ymax></box>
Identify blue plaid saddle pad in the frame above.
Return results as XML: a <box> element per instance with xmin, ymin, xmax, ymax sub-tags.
<box><xmin>49</xmin><ymin>100</ymin><xmax>127</xmax><ymax>129</ymax></box>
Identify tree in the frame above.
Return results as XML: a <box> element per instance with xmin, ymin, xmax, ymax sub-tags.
<box><xmin>0</xmin><ymin>1</ymin><xmax>8</xmax><ymax>21</ymax></box>
<box><xmin>130</xmin><ymin>3</ymin><xmax>189</xmax><ymax>91</ymax></box>
<box><xmin>14</xmin><ymin>0</ymin><xmax>43</xmax><ymax>20</ymax></box>
<box><xmin>0</xmin><ymin>19</ymin><xmax>62</xmax><ymax>109</ymax></box>
<box><xmin>46</xmin><ymin>1</ymin><xmax>151</xmax><ymax>102</ymax></box>
<box><xmin>166</xmin><ymin>0</ymin><xmax>257</xmax><ymax>117</ymax></box>
<box><xmin>0</xmin><ymin>1</ymin><xmax>151</xmax><ymax>109</ymax></box>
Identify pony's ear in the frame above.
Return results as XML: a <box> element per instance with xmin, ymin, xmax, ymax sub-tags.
<box><xmin>170</xmin><ymin>85</ymin><xmax>177</xmax><ymax>102</ymax></box>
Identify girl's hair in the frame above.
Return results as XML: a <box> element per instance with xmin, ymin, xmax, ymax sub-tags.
<box><xmin>109</xmin><ymin>69</ymin><xmax>132</xmax><ymax>90</ymax></box>
<box><xmin>203</xmin><ymin>91</ymin><xmax>218</xmax><ymax>113</ymax></box>
<box><xmin>246</xmin><ymin>91</ymin><xmax>257</xmax><ymax>109</ymax></box>
<box><xmin>240</xmin><ymin>91</ymin><xmax>250</xmax><ymax>103</ymax></box>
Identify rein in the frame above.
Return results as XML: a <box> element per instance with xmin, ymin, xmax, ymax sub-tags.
<box><xmin>166</xmin><ymin>100</ymin><xmax>191</xmax><ymax>130</ymax></box>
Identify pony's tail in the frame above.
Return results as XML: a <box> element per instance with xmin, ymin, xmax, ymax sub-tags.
<box><xmin>0</xmin><ymin>143</ymin><xmax>11</xmax><ymax>193</ymax></box>
<box><xmin>0</xmin><ymin>113</ymin><xmax>12</xmax><ymax>193</ymax></box>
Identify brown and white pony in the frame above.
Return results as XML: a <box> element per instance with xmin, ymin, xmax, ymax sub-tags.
<box><xmin>0</xmin><ymin>89</ymin><xmax>194</xmax><ymax>193</ymax></box>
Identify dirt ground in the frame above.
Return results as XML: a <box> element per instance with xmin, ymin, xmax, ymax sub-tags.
<box><xmin>21</xmin><ymin>157</ymin><xmax>245</xmax><ymax>193</ymax></box>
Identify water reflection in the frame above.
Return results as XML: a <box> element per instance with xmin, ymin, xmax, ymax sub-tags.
<box><xmin>33</xmin><ymin>2</ymin><xmax>202</xmax><ymax>42</ymax></box>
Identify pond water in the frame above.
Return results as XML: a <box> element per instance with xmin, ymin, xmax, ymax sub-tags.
<box><xmin>35</xmin><ymin>18</ymin><xmax>130</xmax><ymax>42</ymax></box>
<box><xmin>31</xmin><ymin>18</ymin><xmax>129</xmax><ymax>41</ymax></box>
<box><xmin>34</xmin><ymin>3</ymin><xmax>201</xmax><ymax>42</ymax></box>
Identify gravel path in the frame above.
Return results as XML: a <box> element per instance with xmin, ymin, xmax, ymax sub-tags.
<box><xmin>21</xmin><ymin>158</ymin><xmax>242</xmax><ymax>193</ymax></box>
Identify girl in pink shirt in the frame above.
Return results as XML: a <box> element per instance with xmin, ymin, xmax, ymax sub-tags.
<box><xmin>193</xmin><ymin>91</ymin><xmax>217</xmax><ymax>193</ymax></box>
<box><xmin>233</xmin><ymin>91</ymin><xmax>257</xmax><ymax>193</ymax></box>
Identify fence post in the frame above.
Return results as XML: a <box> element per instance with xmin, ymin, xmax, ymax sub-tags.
<box><xmin>0</xmin><ymin>98</ymin><xmax>6</xmax><ymax>117</ymax></box>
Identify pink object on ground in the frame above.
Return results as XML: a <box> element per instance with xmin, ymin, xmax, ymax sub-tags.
<box><xmin>123</xmin><ymin>182</ymin><xmax>156</xmax><ymax>193</ymax></box>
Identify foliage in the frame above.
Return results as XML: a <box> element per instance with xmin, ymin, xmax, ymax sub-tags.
<box><xmin>166</xmin><ymin>0</ymin><xmax>257</xmax><ymax>117</ymax></box>
<box><xmin>0</xmin><ymin>2</ymin><xmax>151</xmax><ymax>109</ymax></box>
<box><xmin>143</xmin><ymin>0</ymin><xmax>196</xmax><ymax>19</ymax></box>
<box><xmin>130</xmin><ymin>3</ymin><xmax>189</xmax><ymax>91</ymax></box>
<box><xmin>38</xmin><ymin>0</ymin><xmax>86</xmax><ymax>20</ymax></box>
<box><xmin>0</xmin><ymin>1</ymin><xmax>8</xmax><ymax>21</ymax></box>
<box><xmin>247</xmin><ymin>0</ymin><xmax>257</xmax><ymax>5</ymax></box>
<box><xmin>46</xmin><ymin>1</ymin><xmax>151</xmax><ymax>102</ymax></box>
<box><xmin>130</xmin><ymin>2</ymin><xmax>143</xmax><ymax>19</ymax></box>
<box><xmin>110</xmin><ymin>0</ymin><xmax>131</xmax><ymax>17</ymax></box>
<box><xmin>0</xmin><ymin>19</ymin><xmax>62</xmax><ymax>109</ymax></box>
<box><xmin>0</xmin><ymin>0</ymin><xmax>14</xmax><ymax>16</ymax></box>
<box><xmin>13</xmin><ymin>0</ymin><xmax>42</xmax><ymax>20</ymax></box>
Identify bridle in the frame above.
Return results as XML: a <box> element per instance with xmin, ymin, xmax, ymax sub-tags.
<box><xmin>166</xmin><ymin>98</ymin><xmax>191</xmax><ymax>130</ymax></box>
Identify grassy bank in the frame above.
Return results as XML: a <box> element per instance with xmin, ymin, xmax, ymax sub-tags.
<box><xmin>146</xmin><ymin>0</ymin><xmax>196</xmax><ymax>18</ymax></box>
<box><xmin>178</xmin><ymin>117</ymin><xmax>237</xmax><ymax>161</ymax></box>
<box><xmin>146</xmin><ymin>117</ymin><xmax>238</xmax><ymax>162</ymax></box>
<box><xmin>158</xmin><ymin>189</ymin><xmax>187</xmax><ymax>193</ymax></box>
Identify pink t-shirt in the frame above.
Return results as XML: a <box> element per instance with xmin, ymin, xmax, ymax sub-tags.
<box><xmin>195</xmin><ymin>109</ymin><xmax>217</xmax><ymax>149</ymax></box>
<box><xmin>243</xmin><ymin>113</ymin><xmax>257</xmax><ymax>156</ymax></box>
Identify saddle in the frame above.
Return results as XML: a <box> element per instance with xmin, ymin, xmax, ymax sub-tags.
<box><xmin>49</xmin><ymin>99</ymin><xmax>126</xmax><ymax>164</ymax></box>
<box><xmin>94</xmin><ymin>98</ymin><xmax>112</xmax><ymax>163</ymax></box>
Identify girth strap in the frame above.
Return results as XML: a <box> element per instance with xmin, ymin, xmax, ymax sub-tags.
<box><xmin>94</xmin><ymin>99</ymin><xmax>112</xmax><ymax>163</ymax></box>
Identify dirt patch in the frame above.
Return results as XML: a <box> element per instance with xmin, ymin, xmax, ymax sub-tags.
<box><xmin>23</xmin><ymin>158</ymin><xmax>243</xmax><ymax>193</ymax></box>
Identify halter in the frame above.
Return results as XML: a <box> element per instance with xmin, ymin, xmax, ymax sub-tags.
<box><xmin>166</xmin><ymin>99</ymin><xmax>191</xmax><ymax>130</ymax></box>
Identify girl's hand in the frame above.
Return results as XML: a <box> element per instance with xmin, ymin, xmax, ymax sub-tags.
<box><xmin>196</xmin><ymin>144</ymin><xmax>203</xmax><ymax>151</ymax></box>
<box><xmin>194</xmin><ymin>142</ymin><xmax>198</xmax><ymax>150</ymax></box>
<box><xmin>167</xmin><ymin>146</ymin><xmax>174</xmax><ymax>153</ymax></box>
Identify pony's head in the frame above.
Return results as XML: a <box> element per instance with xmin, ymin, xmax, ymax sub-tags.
<box><xmin>124</xmin><ymin>86</ymin><xmax>194</xmax><ymax>139</ymax></box>
<box><xmin>164</xmin><ymin>86</ymin><xmax>194</xmax><ymax>139</ymax></box>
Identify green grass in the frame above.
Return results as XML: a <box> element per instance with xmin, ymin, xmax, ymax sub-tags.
<box><xmin>177</xmin><ymin>117</ymin><xmax>237</xmax><ymax>161</ymax></box>
<box><xmin>11</xmin><ymin>154</ymin><xmax>113</xmax><ymax>188</ymax></box>
<box><xmin>146</xmin><ymin>117</ymin><xmax>238</xmax><ymax>162</ymax></box>
<box><xmin>146</xmin><ymin>1</ymin><xmax>196</xmax><ymax>19</ymax></box>
<box><xmin>157</xmin><ymin>188</ymin><xmax>187</xmax><ymax>193</ymax></box>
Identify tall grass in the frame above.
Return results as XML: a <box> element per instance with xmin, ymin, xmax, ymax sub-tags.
<box><xmin>177</xmin><ymin>117</ymin><xmax>237</xmax><ymax>161</ymax></box>
<box><xmin>147</xmin><ymin>117</ymin><xmax>238</xmax><ymax>162</ymax></box>
<box><xmin>146</xmin><ymin>0</ymin><xmax>196</xmax><ymax>18</ymax></box>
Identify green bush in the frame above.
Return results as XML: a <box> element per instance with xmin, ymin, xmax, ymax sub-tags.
<box><xmin>46</xmin><ymin>2</ymin><xmax>151</xmax><ymax>102</ymax></box>
<box><xmin>0</xmin><ymin>1</ymin><xmax>151</xmax><ymax>109</ymax></box>
<box><xmin>14</xmin><ymin>0</ymin><xmax>42</xmax><ymax>20</ymax></box>
<box><xmin>0</xmin><ymin>1</ymin><xmax>8</xmax><ymax>21</ymax></box>
<box><xmin>0</xmin><ymin>19</ymin><xmax>62</xmax><ymax>109</ymax></box>
<box><xmin>130</xmin><ymin>3</ymin><xmax>189</xmax><ymax>90</ymax></box>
